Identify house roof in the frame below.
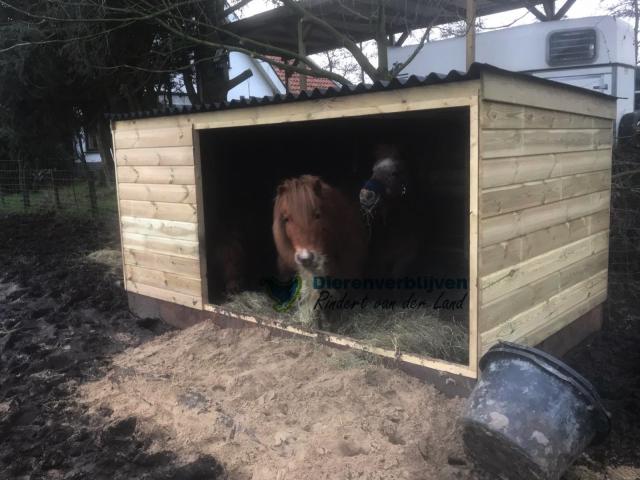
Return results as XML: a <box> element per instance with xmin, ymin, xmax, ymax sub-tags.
<box><xmin>108</xmin><ymin>63</ymin><xmax>615</xmax><ymax>121</ymax></box>
<box><xmin>273</xmin><ymin>66</ymin><xmax>337</xmax><ymax>94</ymax></box>
<box><xmin>268</xmin><ymin>56</ymin><xmax>337</xmax><ymax>94</ymax></box>
<box><xmin>222</xmin><ymin>0</ymin><xmax>547</xmax><ymax>55</ymax></box>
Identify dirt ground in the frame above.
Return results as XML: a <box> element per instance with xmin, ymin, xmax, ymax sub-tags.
<box><xmin>0</xmin><ymin>214</ymin><xmax>639</xmax><ymax>479</ymax></box>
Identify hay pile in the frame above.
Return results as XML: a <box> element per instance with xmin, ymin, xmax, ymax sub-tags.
<box><xmin>221</xmin><ymin>290</ymin><xmax>469</xmax><ymax>365</ymax></box>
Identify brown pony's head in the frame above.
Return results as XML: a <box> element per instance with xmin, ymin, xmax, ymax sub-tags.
<box><xmin>273</xmin><ymin>175</ymin><xmax>334</xmax><ymax>274</ymax></box>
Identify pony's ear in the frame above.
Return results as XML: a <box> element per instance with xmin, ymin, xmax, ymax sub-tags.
<box><xmin>277</xmin><ymin>183</ymin><xmax>288</xmax><ymax>195</ymax></box>
<box><xmin>313</xmin><ymin>178</ymin><xmax>323</xmax><ymax>197</ymax></box>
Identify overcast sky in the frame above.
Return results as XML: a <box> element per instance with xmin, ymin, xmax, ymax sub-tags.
<box><xmin>479</xmin><ymin>0</ymin><xmax>615</xmax><ymax>29</ymax></box>
<box><xmin>242</xmin><ymin>1</ymin><xmax>618</xmax><ymax>26</ymax></box>
<box><xmin>239</xmin><ymin>0</ymin><xmax>631</xmax><ymax>79</ymax></box>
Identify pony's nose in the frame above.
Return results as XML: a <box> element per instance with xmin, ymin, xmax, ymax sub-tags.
<box><xmin>295</xmin><ymin>249</ymin><xmax>315</xmax><ymax>267</ymax></box>
<box><xmin>360</xmin><ymin>188</ymin><xmax>379</xmax><ymax>207</ymax></box>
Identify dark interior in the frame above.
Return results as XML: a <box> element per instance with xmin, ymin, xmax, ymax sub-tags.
<box><xmin>198</xmin><ymin>106</ymin><xmax>470</xmax><ymax>306</ymax></box>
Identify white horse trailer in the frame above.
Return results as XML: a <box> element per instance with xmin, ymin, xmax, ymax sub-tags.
<box><xmin>389</xmin><ymin>16</ymin><xmax>635</xmax><ymax>130</ymax></box>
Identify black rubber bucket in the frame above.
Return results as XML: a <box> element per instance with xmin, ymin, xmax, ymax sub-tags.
<box><xmin>462</xmin><ymin>342</ymin><xmax>611</xmax><ymax>480</ymax></box>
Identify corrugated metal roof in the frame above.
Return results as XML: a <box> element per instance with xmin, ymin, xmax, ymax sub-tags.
<box><xmin>108</xmin><ymin>63</ymin><xmax>615</xmax><ymax>121</ymax></box>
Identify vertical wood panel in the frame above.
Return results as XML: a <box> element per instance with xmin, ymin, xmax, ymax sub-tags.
<box><xmin>468</xmin><ymin>97</ymin><xmax>480</xmax><ymax>375</ymax></box>
<box><xmin>477</xmin><ymin>98</ymin><xmax>612</xmax><ymax>356</ymax></box>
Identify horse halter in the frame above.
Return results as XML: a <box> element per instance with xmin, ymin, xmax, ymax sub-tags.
<box><xmin>359</xmin><ymin>179</ymin><xmax>385</xmax><ymax>240</ymax></box>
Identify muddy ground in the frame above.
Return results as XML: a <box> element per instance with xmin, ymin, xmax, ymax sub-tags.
<box><xmin>0</xmin><ymin>213</ymin><xmax>639</xmax><ymax>479</ymax></box>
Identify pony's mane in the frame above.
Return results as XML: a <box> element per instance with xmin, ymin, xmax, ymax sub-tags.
<box><xmin>274</xmin><ymin>175</ymin><xmax>324</xmax><ymax>226</ymax></box>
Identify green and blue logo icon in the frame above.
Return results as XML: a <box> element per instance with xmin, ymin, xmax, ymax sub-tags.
<box><xmin>263</xmin><ymin>275</ymin><xmax>302</xmax><ymax>312</ymax></box>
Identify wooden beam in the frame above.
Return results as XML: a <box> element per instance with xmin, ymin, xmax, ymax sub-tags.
<box><xmin>119</xmin><ymin>199</ymin><xmax>198</xmax><ymax>223</ymax></box>
<box><xmin>554</xmin><ymin>0</ymin><xmax>577</xmax><ymax>20</ymax></box>
<box><xmin>481</xmin><ymin>190</ymin><xmax>610</xmax><ymax>247</ymax></box>
<box><xmin>125</xmin><ymin>265</ymin><xmax>202</xmax><ymax>297</ymax></box>
<box><xmin>481</xmin><ymin>170</ymin><xmax>611</xmax><ymax>218</ymax></box>
<box><xmin>114</xmin><ymin>125</ymin><xmax>193</xmax><ymax>148</ymax></box>
<box><xmin>480</xmin><ymin>230</ymin><xmax>608</xmax><ymax>304</ymax></box>
<box><xmin>115</xmin><ymin>146</ymin><xmax>194</xmax><ymax>166</ymax></box>
<box><xmin>479</xmin><ymin>209</ymin><xmax>610</xmax><ymax>276</ymax></box>
<box><xmin>466</xmin><ymin>0</ymin><xmax>476</xmax><ymax>70</ymax></box>
<box><xmin>120</xmin><ymin>216</ymin><xmax>198</xmax><ymax>242</ymax></box>
<box><xmin>118</xmin><ymin>184</ymin><xmax>197</xmax><ymax>204</ymax></box>
<box><xmin>481</xmin><ymin>128</ymin><xmax>612</xmax><ymax>159</ymax></box>
<box><xmin>117</xmin><ymin>166</ymin><xmax>196</xmax><ymax>185</ymax></box>
<box><xmin>297</xmin><ymin>18</ymin><xmax>307</xmax><ymax>92</ymax></box>
<box><xmin>481</xmin><ymin>102</ymin><xmax>613</xmax><ymax>130</ymax></box>
<box><xmin>192</xmin><ymin>83</ymin><xmax>480</xmax><ymax>129</ymax></box>
<box><xmin>481</xmin><ymin>149</ymin><xmax>611</xmax><ymax>189</ymax></box>
<box><xmin>128</xmin><ymin>281</ymin><xmax>202</xmax><ymax>309</ymax></box>
<box><xmin>468</xmin><ymin>96</ymin><xmax>480</xmax><ymax>376</ymax></box>
<box><xmin>480</xmin><ymin>270</ymin><xmax>607</xmax><ymax>351</ymax></box>
<box><xmin>123</xmin><ymin>248</ymin><xmax>201</xmax><ymax>278</ymax></box>
<box><xmin>480</xmin><ymin>250</ymin><xmax>608</xmax><ymax>332</ymax></box>
<box><xmin>482</xmin><ymin>70</ymin><xmax>617</xmax><ymax>119</ymax></box>
<box><xmin>122</xmin><ymin>233</ymin><xmax>199</xmax><ymax>259</ymax></box>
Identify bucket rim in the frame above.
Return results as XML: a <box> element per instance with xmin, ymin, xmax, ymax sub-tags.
<box><xmin>480</xmin><ymin>341</ymin><xmax>611</xmax><ymax>444</ymax></box>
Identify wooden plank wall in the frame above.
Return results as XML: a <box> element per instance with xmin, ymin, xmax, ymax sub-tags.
<box><xmin>113</xmin><ymin>121</ymin><xmax>203</xmax><ymax>309</ymax></box>
<box><xmin>478</xmin><ymin>101</ymin><xmax>613</xmax><ymax>353</ymax></box>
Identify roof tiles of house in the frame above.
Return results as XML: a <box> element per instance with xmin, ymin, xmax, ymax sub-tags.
<box><xmin>272</xmin><ymin>65</ymin><xmax>337</xmax><ymax>94</ymax></box>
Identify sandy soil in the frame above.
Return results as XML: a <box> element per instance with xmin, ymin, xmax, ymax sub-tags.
<box><xmin>80</xmin><ymin>321</ymin><xmax>472</xmax><ymax>480</ymax></box>
<box><xmin>1</xmin><ymin>213</ymin><xmax>639</xmax><ymax>480</ymax></box>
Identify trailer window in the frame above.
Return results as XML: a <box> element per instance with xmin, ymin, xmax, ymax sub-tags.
<box><xmin>548</xmin><ymin>28</ymin><xmax>597</xmax><ymax>66</ymax></box>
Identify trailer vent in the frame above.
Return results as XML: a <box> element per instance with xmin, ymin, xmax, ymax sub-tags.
<box><xmin>548</xmin><ymin>29</ymin><xmax>597</xmax><ymax>66</ymax></box>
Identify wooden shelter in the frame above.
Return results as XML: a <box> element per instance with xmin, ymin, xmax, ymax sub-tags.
<box><xmin>110</xmin><ymin>64</ymin><xmax>615</xmax><ymax>394</ymax></box>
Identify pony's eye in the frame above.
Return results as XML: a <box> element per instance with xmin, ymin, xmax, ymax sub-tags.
<box><xmin>282</xmin><ymin>215</ymin><xmax>289</xmax><ymax>224</ymax></box>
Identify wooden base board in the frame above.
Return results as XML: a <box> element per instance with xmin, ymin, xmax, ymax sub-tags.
<box><xmin>127</xmin><ymin>291</ymin><xmax>208</xmax><ymax>329</ymax></box>
<box><xmin>534</xmin><ymin>303</ymin><xmax>604</xmax><ymax>358</ymax></box>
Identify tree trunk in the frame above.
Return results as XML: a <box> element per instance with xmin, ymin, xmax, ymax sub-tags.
<box><xmin>95</xmin><ymin>119</ymin><xmax>114</xmax><ymax>189</ymax></box>
<box><xmin>183</xmin><ymin>68</ymin><xmax>201</xmax><ymax>106</ymax></box>
<box><xmin>635</xmin><ymin>0</ymin><xmax>639</xmax><ymax>65</ymax></box>
<box><xmin>195</xmin><ymin>0</ymin><xmax>229</xmax><ymax>104</ymax></box>
<box><xmin>376</xmin><ymin>0</ymin><xmax>389</xmax><ymax>77</ymax></box>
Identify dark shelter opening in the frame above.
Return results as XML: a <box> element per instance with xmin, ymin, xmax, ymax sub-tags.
<box><xmin>198</xmin><ymin>106</ymin><xmax>470</xmax><ymax>364</ymax></box>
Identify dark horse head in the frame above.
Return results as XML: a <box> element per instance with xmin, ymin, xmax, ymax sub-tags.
<box><xmin>359</xmin><ymin>145</ymin><xmax>410</xmax><ymax>224</ymax></box>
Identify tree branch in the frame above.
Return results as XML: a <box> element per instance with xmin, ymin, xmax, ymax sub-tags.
<box><xmin>553</xmin><ymin>0</ymin><xmax>577</xmax><ymax>20</ymax></box>
<box><xmin>526</xmin><ymin>5</ymin><xmax>548</xmax><ymax>22</ymax></box>
<box><xmin>154</xmin><ymin>16</ymin><xmax>353</xmax><ymax>86</ymax></box>
<box><xmin>278</xmin><ymin>0</ymin><xmax>380</xmax><ymax>81</ymax></box>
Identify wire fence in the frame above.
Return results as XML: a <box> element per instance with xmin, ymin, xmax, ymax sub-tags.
<box><xmin>607</xmin><ymin>146</ymin><xmax>640</xmax><ymax>324</ymax></box>
<box><xmin>0</xmin><ymin>160</ymin><xmax>117</xmax><ymax>218</ymax></box>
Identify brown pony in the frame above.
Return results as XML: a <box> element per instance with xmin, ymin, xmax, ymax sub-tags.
<box><xmin>273</xmin><ymin>175</ymin><xmax>367</xmax><ymax>280</ymax></box>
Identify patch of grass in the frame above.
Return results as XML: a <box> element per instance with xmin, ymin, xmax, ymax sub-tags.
<box><xmin>0</xmin><ymin>181</ymin><xmax>117</xmax><ymax>218</ymax></box>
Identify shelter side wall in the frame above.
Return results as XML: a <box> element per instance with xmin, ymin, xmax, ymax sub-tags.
<box><xmin>477</xmin><ymin>100</ymin><xmax>614</xmax><ymax>354</ymax></box>
<box><xmin>112</xmin><ymin>121</ymin><xmax>203</xmax><ymax>310</ymax></box>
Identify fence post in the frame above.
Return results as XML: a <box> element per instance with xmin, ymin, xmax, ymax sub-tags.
<box><xmin>20</xmin><ymin>163</ymin><xmax>30</xmax><ymax>209</ymax></box>
<box><xmin>52</xmin><ymin>169</ymin><xmax>61</xmax><ymax>210</ymax></box>
<box><xmin>87</xmin><ymin>170</ymin><xmax>98</xmax><ymax>215</ymax></box>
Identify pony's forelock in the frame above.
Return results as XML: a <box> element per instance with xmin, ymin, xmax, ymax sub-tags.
<box><xmin>274</xmin><ymin>176</ymin><xmax>323</xmax><ymax>226</ymax></box>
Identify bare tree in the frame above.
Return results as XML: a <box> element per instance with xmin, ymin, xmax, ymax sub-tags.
<box><xmin>525</xmin><ymin>0</ymin><xmax>577</xmax><ymax>21</ymax></box>
<box><xmin>1</xmin><ymin>0</ymin><xmax>453</xmax><ymax>88</ymax></box>
<box><xmin>608</xmin><ymin>0</ymin><xmax>640</xmax><ymax>64</ymax></box>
